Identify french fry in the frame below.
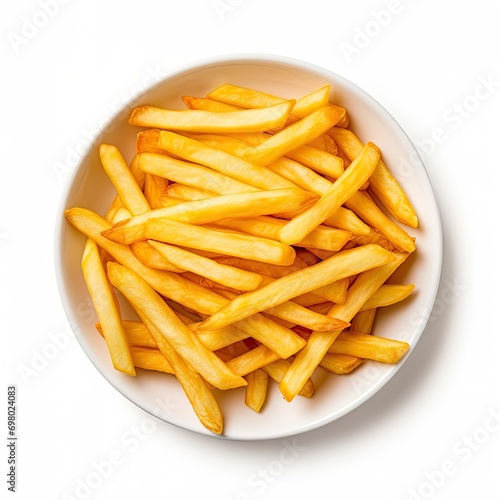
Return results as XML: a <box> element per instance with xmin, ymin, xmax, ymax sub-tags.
<box><xmin>96</xmin><ymin>320</ymin><xmax>156</xmax><ymax>348</ymax></box>
<box><xmin>67</xmin><ymin>81</ymin><xmax>421</xmax><ymax>433</ymax></box>
<box><xmin>207</xmin><ymin>83</ymin><xmax>331</xmax><ymax>118</ymax></box>
<box><xmin>129</xmin><ymin>100</ymin><xmax>295</xmax><ymax>133</ymax></box>
<box><xmin>145</xmin><ymin>218</ymin><xmax>296</xmax><ymax>266</ymax></box>
<box><xmin>278</xmin><ymin>142</ymin><xmax>381</xmax><ymax>245</ymax></box>
<box><xmin>148</xmin><ymin>240</ymin><xmax>267</xmax><ymax>291</ymax></box>
<box><xmin>198</xmin><ymin>244</ymin><xmax>396</xmax><ymax>331</ymax></box>
<box><xmin>345</xmin><ymin>191</ymin><xmax>416</xmax><ymax>253</ymax></box>
<box><xmin>182</xmin><ymin>95</ymin><xmax>240</xmax><ymax>112</ymax></box>
<box><xmin>66</xmin><ymin>208</ymin><xmax>232</xmax><ymax>315</ymax></box>
<box><xmin>292</xmin><ymin>85</ymin><xmax>332</xmax><ymax>118</ymax></box>
<box><xmin>349</xmin><ymin>308</ymin><xmax>377</xmax><ymax>334</ymax></box>
<box><xmin>130</xmin><ymin>240</ymin><xmax>185</xmax><ymax>272</ymax></box>
<box><xmin>244</xmin><ymin>105</ymin><xmax>345</xmax><ymax>166</ymax></box>
<box><xmin>279</xmin><ymin>252</ymin><xmax>408</xmax><ymax>401</ymax></box>
<box><xmin>245</xmin><ymin>369</ymin><xmax>269</xmax><ymax>412</ymax></box>
<box><xmin>313</xmin><ymin>278</ymin><xmax>349</xmax><ymax>304</ymax></box>
<box><xmin>217</xmin><ymin>287</ymin><xmax>348</xmax><ymax>333</ymax></box>
<box><xmin>213</xmin><ymin>255</ymin><xmax>307</xmax><ymax>279</ymax></box>
<box><xmin>328</xmin><ymin>331</ymin><xmax>410</xmax><ymax>363</ymax></box>
<box><xmin>165</xmin><ymin>183</ymin><xmax>215</xmax><ymax>201</ymax></box>
<box><xmin>107</xmin><ymin>261</ymin><xmax>246</xmax><ymax>391</ymax></box>
<box><xmin>99</xmin><ymin>144</ymin><xmax>151</xmax><ymax>216</ymax></box>
<box><xmin>319</xmin><ymin>353</ymin><xmax>363</xmax><ymax>374</ymax></box>
<box><xmin>349</xmin><ymin>226</ymin><xmax>396</xmax><ymax>251</ymax></box>
<box><xmin>140</xmin><ymin>317</ymin><xmax>224</xmax><ymax>434</ymax></box>
<box><xmin>226</xmin><ymin>345</ymin><xmax>280</xmax><ymax>377</ymax></box>
<box><xmin>360</xmin><ymin>284</ymin><xmax>415</xmax><ymax>311</ymax></box>
<box><xmin>328</xmin><ymin>127</ymin><xmax>418</xmax><ymax>228</ymax></box>
<box><xmin>129</xmin><ymin>346</ymin><xmax>174</xmax><ymax>375</ymax></box>
<box><xmin>214</xmin><ymin>216</ymin><xmax>351</xmax><ymax>252</ymax></box>
<box><xmin>143</xmin><ymin>173</ymin><xmax>168</xmax><ymax>209</ymax></box>
<box><xmin>190</xmin><ymin>133</ymin><xmax>345</xmax><ymax>189</ymax></box>
<box><xmin>136</xmin><ymin>129</ymin><xmax>166</xmax><ymax>155</ymax></box>
<box><xmin>101</xmin><ymin>187</ymin><xmax>317</xmax><ymax>245</ymax></box>
<box><xmin>81</xmin><ymin>239</ymin><xmax>135</xmax><ymax>376</ymax></box>
<box><xmin>139</xmin><ymin>152</ymin><xmax>260</xmax><ymax>195</ymax></box>
<box><xmin>158</xmin><ymin>131</ymin><xmax>297</xmax><ymax>190</ymax></box>
<box><xmin>227</xmin><ymin>131</ymin><xmax>345</xmax><ymax>179</ymax></box>
<box><xmin>263</xmin><ymin>359</ymin><xmax>315</xmax><ymax>398</ymax></box>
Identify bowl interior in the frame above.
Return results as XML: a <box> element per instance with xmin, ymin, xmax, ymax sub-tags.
<box><xmin>55</xmin><ymin>55</ymin><xmax>442</xmax><ymax>440</ymax></box>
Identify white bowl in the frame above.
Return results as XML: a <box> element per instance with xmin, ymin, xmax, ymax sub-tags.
<box><xmin>54</xmin><ymin>54</ymin><xmax>442</xmax><ymax>440</ymax></box>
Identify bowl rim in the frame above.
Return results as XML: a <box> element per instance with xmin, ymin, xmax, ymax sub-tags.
<box><xmin>53</xmin><ymin>53</ymin><xmax>443</xmax><ymax>440</ymax></box>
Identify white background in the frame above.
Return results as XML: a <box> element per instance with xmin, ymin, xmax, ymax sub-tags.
<box><xmin>2</xmin><ymin>1</ymin><xmax>500</xmax><ymax>499</ymax></box>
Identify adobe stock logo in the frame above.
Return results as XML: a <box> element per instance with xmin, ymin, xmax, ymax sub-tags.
<box><xmin>396</xmin><ymin>74</ymin><xmax>499</xmax><ymax>179</ymax></box>
<box><xmin>407</xmin><ymin>406</ymin><xmax>500</xmax><ymax>499</ymax></box>
<box><xmin>340</xmin><ymin>0</ymin><xmax>405</xmax><ymax>62</ymax></box>
<box><xmin>212</xmin><ymin>0</ymin><xmax>245</xmax><ymax>20</ymax></box>
<box><xmin>7</xmin><ymin>0</ymin><xmax>72</xmax><ymax>53</ymax></box>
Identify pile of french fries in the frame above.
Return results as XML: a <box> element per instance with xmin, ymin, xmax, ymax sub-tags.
<box><xmin>66</xmin><ymin>82</ymin><xmax>419</xmax><ymax>434</ymax></box>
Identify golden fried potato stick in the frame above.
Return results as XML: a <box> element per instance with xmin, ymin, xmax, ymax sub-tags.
<box><xmin>206</xmin><ymin>83</ymin><xmax>331</xmax><ymax>118</ymax></box>
<box><xmin>182</xmin><ymin>95</ymin><xmax>240</xmax><ymax>112</ymax></box>
<box><xmin>101</xmin><ymin>187</ymin><xmax>317</xmax><ymax>245</ymax></box>
<box><xmin>226</xmin><ymin>345</ymin><xmax>280</xmax><ymax>377</ymax></box>
<box><xmin>328</xmin><ymin>331</ymin><xmax>410</xmax><ymax>363</ymax></box>
<box><xmin>349</xmin><ymin>309</ymin><xmax>377</xmax><ymax>334</ymax></box>
<box><xmin>313</xmin><ymin>278</ymin><xmax>349</xmax><ymax>304</ymax></box>
<box><xmin>214</xmin><ymin>216</ymin><xmax>351</xmax><ymax>252</ymax></box>
<box><xmin>66</xmin><ymin>208</ymin><xmax>231</xmax><ymax>314</ymax></box>
<box><xmin>345</xmin><ymin>191</ymin><xmax>416</xmax><ymax>253</ymax></box>
<box><xmin>311</xmin><ymin>284</ymin><xmax>415</xmax><ymax>314</ymax></box>
<box><xmin>217</xmin><ymin>288</ymin><xmax>350</xmax><ymax>334</ymax></box>
<box><xmin>319</xmin><ymin>353</ymin><xmax>363</xmax><ymax>374</ymax></box>
<box><xmin>244</xmin><ymin>105</ymin><xmax>345</xmax><ymax>166</ymax></box>
<box><xmin>72</xmin><ymin>208</ymin><xmax>312</xmax><ymax>358</ymax></box>
<box><xmin>214</xmin><ymin>256</ymin><xmax>348</xmax><ymax>306</ymax></box>
<box><xmin>143</xmin><ymin>173</ymin><xmax>168</xmax><ymax>209</ymax></box>
<box><xmin>158</xmin><ymin>131</ymin><xmax>297</xmax><ymax>190</ymax></box>
<box><xmin>263</xmin><ymin>359</ymin><xmax>315</xmax><ymax>398</ymax></box>
<box><xmin>165</xmin><ymin>183</ymin><xmax>215</xmax><ymax>201</ymax></box>
<box><xmin>198</xmin><ymin>244</ymin><xmax>395</xmax><ymax>331</ymax></box>
<box><xmin>139</xmin><ymin>317</ymin><xmax>223</xmax><ymax>434</ymax></box>
<box><xmin>129</xmin><ymin>100</ymin><xmax>295</xmax><ymax>133</ymax></box>
<box><xmin>148</xmin><ymin>240</ymin><xmax>266</xmax><ymax>292</ymax></box>
<box><xmin>182</xmin><ymin>98</ymin><xmax>345</xmax><ymax>178</ymax></box>
<box><xmin>279</xmin><ymin>252</ymin><xmax>408</xmax><ymax>401</ymax></box>
<box><xmin>97</xmin><ymin>318</ymin><xmax>247</xmax><ymax>358</ymax></box>
<box><xmin>81</xmin><ymin>239</ymin><xmax>135</xmax><ymax>376</ymax></box>
<box><xmin>328</xmin><ymin>127</ymin><xmax>418</xmax><ymax>228</ymax></box>
<box><xmin>129</xmin><ymin>346</ymin><xmax>174</xmax><ymax>375</ymax></box>
<box><xmin>245</xmin><ymin>369</ymin><xmax>269</xmax><ymax>412</ymax></box>
<box><xmin>322</xmin><ymin>208</ymin><xmax>369</xmax><ymax>235</ymax></box>
<box><xmin>310</xmin><ymin>132</ymin><xmax>338</xmax><ymax>154</ymax></box>
<box><xmin>67</xmin><ymin>208</ymin><xmax>306</xmax><ymax>359</ymax></box>
<box><xmin>96</xmin><ymin>320</ymin><xmax>156</xmax><ymax>348</ymax></box>
<box><xmin>136</xmin><ymin>129</ymin><xmax>167</xmax><ymax>155</ymax></box>
<box><xmin>278</xmin><ymin>142</ymin><xmax>380</xmax><ymax>245</ymax></box>
<box><xmin>192</xmin><ymin>132</ymin><xmax>345</xmax><ymax>187</ymax></box>
<box><xmin>213</xmin><ymin>255</ymin><xmax>307</xmax><ymax>279</ymax></box>
<box><xmin>195</xmin><ymin>142</ymin><xmax>362</xmax><ymax>236</ymax></box>
<box><xmin>139</xmin><ymin>152</ymin><xmax>260</xmax><ymax>195</ymax></box>
<box><xmin>349</xmin><ymin>226</ymin><xmax>396</xmax><ymax>251</ymax></box>
<box><xmin>359</xmin><ymin>284</ymin><xmax>415</xmax><ymax>311</ymax></box>
<box><xmin>107</xmin><ymin>261</ymin><xmax>246</xmax><ymax>392</ymax></box>
<box><xmin>130</xmin><ymin>240</ymin><xmax>184</xmax><ymax>272</ymax></box>
<box><xmin>145</xmin><ymin>218</ymin><xmax>296</xmax><ymax>266</ymax></box>
<box><xmin>99</xmin><ymin>144</ymin><xmax>151</xmax><ymax>216</ymax></box>
<box><xmin>292</xmin><ymin>86</ymin><xmax>332</xmax><ymax>118</ymax></box>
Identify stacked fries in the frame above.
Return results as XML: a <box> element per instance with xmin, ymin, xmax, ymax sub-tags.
<box><xmin>65</xmin><ymin>82</ymin><xmax>419</xmax><ymax>434</ymax></box>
